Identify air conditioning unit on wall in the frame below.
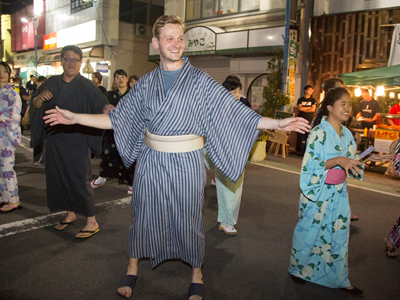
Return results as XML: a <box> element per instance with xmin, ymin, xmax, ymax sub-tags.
<box><xmin>134</xmin><ymin>24</ymin><xmax>151</xmax><ymax>37</ymax></box>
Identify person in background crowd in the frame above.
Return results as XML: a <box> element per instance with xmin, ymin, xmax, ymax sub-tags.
<box><xmin>383</xmin><ymin>141</ymin><xmax>400</xmax><ymax>258</ymax></box>
<box><xmin>128</xmin><ymin>75</ymin><xmax>139</xmax><ymax>88</ymax></box>
<box><xmin>289</xmin><ymin>87</ymin><xmax>364</xmax><ymax>296</ymax></box>
<box><xmin>356</xmin><ymin>88</ymin><xmax>380</xmax><ymax>130</ymax></box>
<box><xmin>12</xmin><ymin>77</ymin><xmax>30</xmax><ymax>134</ymax></box>
<box><xmin>91</xmin><ymin>69</ymin><xmax>134</xmax><ymax>194</ymax></box>
<box><xmin>296</xmin><ymin>85</ymin><xmax>317</xmax><ymax>155</ymax></box>
<box><xmin>30</xmin><ymin>76</ymin><xmax>48</xmax><ymax>165</ymax></box>
<box><xmin>0</xmin><ymin>62</ymin><xmax>22</xmax><ymax>213</ymax></box>
<box><xmin>388</xmin><ymin>101</ymin><xmax>400</xmax><ymax>126</ymax></box>
<box><xmin>91</xmin><ymin>72</ymin><xmax>107</xmax><ymax>94</ymax></box>
<box><xmin>37</xmin><ymin>76</ymin><xmax>47</xmax><ymax>87</ymax></box>
<box><xmin>26</xmin><ymin>75</ymin><xmax>37</xmax><ymax>94</ymax></box>
<box><xmin>322</xmin><ymin>78</ymin><xmax>359</xmax><ymax>222</ymax></box>
<box><xmin>43</xmin><ymin>15</ymin><xmax>310</xmax><ymax>300</ymax></box>
<box><xmin>205</xmin><ymin>75</ymin><xmax>249</xmax><ymax>235</ymax></box>
<box><xmin>31</xmin><ymin>45</ymin><xmax>110</xmax><ymax>238</ymax></box>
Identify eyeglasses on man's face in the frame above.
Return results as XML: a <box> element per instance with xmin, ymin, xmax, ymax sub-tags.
<box><xmin>63</xmin><ymin>57</ymin><xmax>82</xmax><ymax>64</ymax></box>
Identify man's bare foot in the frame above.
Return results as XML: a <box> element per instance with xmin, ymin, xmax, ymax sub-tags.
<box><xmin>117</xmin><ymin>285</ymin><xmax>132</xmax><ymax>298</ymax></box>
<box><xmin>54</xmin><ymin>214</ymin><xmax>76</xmax><ymax>230</ymax></box>
<box><xmin>117</xmin><ymin>258</ymin><xmax>139</xmax><ymax>298</ymax></box>
<box><xmin>189</xmin><ymin>268</ymin><xmax>204</xmax><ymax>300</ymax></box>
<box><xmin>74</xmin><ymin>222</ymin><xmax>99</xmax><ymax>238</ymax></box>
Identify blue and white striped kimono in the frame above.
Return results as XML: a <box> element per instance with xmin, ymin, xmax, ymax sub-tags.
<box><xmin>109</xmin><ymin>57</ymin><xmax>262</xmax><ymax>268</ymax></box>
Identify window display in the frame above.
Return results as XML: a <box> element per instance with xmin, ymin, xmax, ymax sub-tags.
<box><xmin>186</xmin><ymin>0</ymin><xmax>260</xmax><ymax>20</ymax></box>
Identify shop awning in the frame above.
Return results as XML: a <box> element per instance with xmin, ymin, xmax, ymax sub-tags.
<box><xmin>339</xmin><ymin>65</ymin><xmax>400</xmax><ymax>86</ymax></box>
<box><xmin>38</xmin><ymin>53</ymin><xmax>61</xmax><ymax>64</ymax></box>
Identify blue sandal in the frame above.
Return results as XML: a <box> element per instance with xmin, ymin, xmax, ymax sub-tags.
<box><xmin>188</xmin><ymin>283</ymin><xmax>204</xmax><ymax>299</ymax></box>
<box><xmin>117</xmin><ymin>275</ymin><xmax>137</xmax><ymax>298</ymax></box>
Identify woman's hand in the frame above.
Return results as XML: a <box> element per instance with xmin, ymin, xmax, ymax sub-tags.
<box><xmin>278</xmin><ymin>117</ymin><xmax>311</xmax><ymax>133</ymax></box>
<box><xmin>335</xmin><ymin>157</ymin><xmax>365</xmax><ymax>177</ymax></box>
<box><xmin>43</xmin><ymin>106</ymin><xmax>76</xmax><ymax>126</ymax></box>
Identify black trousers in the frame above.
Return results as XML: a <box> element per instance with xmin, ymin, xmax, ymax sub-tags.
<box><xmin>296</xmin><ymin>132</ymin><xmax>309</xmax><ymax>154</ymax></box>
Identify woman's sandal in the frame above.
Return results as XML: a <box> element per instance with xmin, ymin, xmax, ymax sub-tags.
<box><xmin>0</xmin><ymin>204</ymin><xmax>22</xmax><ymax>213</ymax></box>
<box><xmin>384</xmin><ymin>237</ymin><xmax>398</xmax><ymax>258</ymax></box>
<box><xmin>188</xmin><ymin>283</ymin><xmax>204</xmax><ymax>300</ymax></box>
<box><xmin>386</xmin><ymin>246</ymin><xmax>397</xmax><ymax>258</ymax></box>
<box><xmin>117</xmin><ymin>275</ymin><xmax>137</xmax><ymax>298</ymax></box>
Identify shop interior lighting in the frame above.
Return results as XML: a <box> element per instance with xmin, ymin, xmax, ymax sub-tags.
<box><xmin>354</xmin><ymin>87</ymin><xmax>361</xmax><ymax>97</ymax></box>
<box><xmin>21</xmin><ymin>18</ymin><xmax>29</xmax><ymax>23</ymax></box>
<box><xmin>369</xmin><ymin>89</ymin><xmax>373</xmax><ymax>97</ymax></box>
<box><xmin>389</xmin><ymin>92</ymin><xmax>395</xmax><ymax>99</ymax></box>
<box><xmin>398</xmin><ymin>93</ymin><xmax>400</xmax><ymax>100</ymax></box>
<box><xmin>376</xmin><ymin>86</ymin><xmax>385</xmax><ymax>96</ymax></box>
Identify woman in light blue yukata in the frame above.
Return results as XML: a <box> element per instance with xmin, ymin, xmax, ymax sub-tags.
<box><xmin>288</xmin><ymin>87</ymin><xmax>365</xmax><ymax>296</ymax></box>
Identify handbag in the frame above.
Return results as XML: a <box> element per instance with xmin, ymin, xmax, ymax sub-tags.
<box><xmin>21</xmin><ymin>105</ymin><xmax>30</xmax><ymax>126</ymax></box>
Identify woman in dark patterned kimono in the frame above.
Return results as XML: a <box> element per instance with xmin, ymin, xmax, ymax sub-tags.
<box><xmin>91</xmin><ymin>69</ymin><xmax>135</xmax><ymax>194</ymax></box>
<box><xmin>384</xmin><ymin>140</ymin><xmax>400</xmax><ymax>258</ymax></box>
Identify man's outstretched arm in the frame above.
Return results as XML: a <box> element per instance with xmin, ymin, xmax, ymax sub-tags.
<box><xmin>43</xmin><ymin>106</ymin><xmax>112</xmax><ymax>129</ymax></box>
<box><xmin>256</xmin><ymin>116</ymin><xmax>311</xmax><ymax>133</ymax></box>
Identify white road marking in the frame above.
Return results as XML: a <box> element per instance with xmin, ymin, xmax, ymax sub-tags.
<box><xmin>251</xmin><ymin>162</ymin><xmax>400</xmax><ymax>198</ymax></box>
<box><xmin>0</xmin><ymin>197</ymin><xmax>131</xmax><ymax>238</ymax></box>
<box><xmin>20</xmin><ymin>135</ymin><xmax>33</xmax><ymax>152</ymax></box>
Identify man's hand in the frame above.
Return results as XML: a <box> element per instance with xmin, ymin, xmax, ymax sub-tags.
<box><xmin>37</xmin><ymin>90</ymin><xmax>53</xmax><ymax>102</ymax></box>
<box><xmin>43</xmin><ymin>106</ymin><xmax>76</xmax><ymax>126</ymax></box>
<box><xmin>278</xmin><ymin>117</ymin><xmax>311</xmax><ymax>133</ymax></box>
<box><xmin>103</xmin><ymin>104</ymin><xmax>115</xmax><ymax>114</ymax></box>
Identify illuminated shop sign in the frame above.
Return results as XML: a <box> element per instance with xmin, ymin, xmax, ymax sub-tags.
<box><xmin>42</xmin><ymin>20</ymin><xmax>96</xmax><ymax>50</ymax></box>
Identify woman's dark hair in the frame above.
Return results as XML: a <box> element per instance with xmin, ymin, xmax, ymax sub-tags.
<box><xmin>37</xmin><ymin>76</ymin><xmax>47</xmax><ymax>84</ymax></box>
<box><xmin>313</xmin><ymin>87</ymin><xmax>350</xmax><ymax>128</ymax></box>
<box><xmin>129</xmin><ymin>75</ymin><xmax>139</xmax><ymax>81</ymax></box>
<box><xmin>222</xmin><ymin>75</ymin><xmax>242</xmax><ymax>91</ymax></box>
<box><xmin>92</xmin><ymin>71</ymin><xmax>103</xmax><ymax>83</ymax></box>
<box><xmin>323</xmin><ymin>77</ymin><xmax>344</xmax><ymax>93</ymax></box>
<box><xmin>0</xmin><ymin>62</ymin><xmax>12</xmax><ymax>83</ymax></box>
<box><xmin>113</xmin><ymin>69</ymin><xmax>128</xmax><ymax>78</ymax></box>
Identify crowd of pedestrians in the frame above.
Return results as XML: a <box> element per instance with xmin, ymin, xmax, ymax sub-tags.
<box><xmin>0</xmin><ymin>13</ymin><xmax>399</xmax><ymax>300</ymax></box>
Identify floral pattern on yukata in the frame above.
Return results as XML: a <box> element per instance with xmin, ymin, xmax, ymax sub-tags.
<box><xmin>389</xmin><ymin>141</ymin><xmax>400</xmax><ymax>247</ymax></box>
<box><xmin>289</xmin><ymin>117</ymin><xmax>362</xmax><ymax>288</ymax></box>
<box><xmin>0</xmin><ymin>84</ymin><xmax>21</xmax><ymax>203</ymax></box>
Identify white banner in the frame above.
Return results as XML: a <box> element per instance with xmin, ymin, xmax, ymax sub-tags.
<box><xmin>388</xmin><ymin>24</ymin><xmax>400</xmax><ymax>66</ymax></box>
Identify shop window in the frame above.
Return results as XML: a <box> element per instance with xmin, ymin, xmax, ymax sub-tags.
<box><xmin>119</xmin><ymin>0</ymin><xmax>164</xmax><ymax>27</ymax></box>
<box><xmin>247</xmin><ymin>74</ymin><xmax>268</xmax><ymax>113</ymax></box>
<box><xmin>186</xmin><ymin>0</ymin><xmax>259</xmax><ymax>21</ymax></box>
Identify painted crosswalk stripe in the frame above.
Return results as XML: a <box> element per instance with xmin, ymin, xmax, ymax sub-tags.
<box><xmin>0</xmin><ymin>197</ymin><xmax>131</xmax><ymax>238</ymax></box>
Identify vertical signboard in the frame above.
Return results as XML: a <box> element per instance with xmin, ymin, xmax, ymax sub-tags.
<box><xmin>287</xmin><ymin>40</ymin><xmax>298</xmax><ymax>105</ymax></box>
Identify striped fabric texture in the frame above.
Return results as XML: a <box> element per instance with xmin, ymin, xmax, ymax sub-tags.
<box><xmin>109</xmin><ymin>57</ymin><xmax>262</xmax><ymax>268</ymax></box>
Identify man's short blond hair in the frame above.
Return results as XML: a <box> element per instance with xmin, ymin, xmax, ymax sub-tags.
<box><xmin>152</xmin><ymin>15</ymin><xmax>185</xmax><ymax>40</ymax></box>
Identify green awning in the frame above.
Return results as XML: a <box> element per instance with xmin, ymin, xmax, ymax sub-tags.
<box><xmin>339</xmin><ymin>65</ymin><xmax>400</xmax><ymax>86</ymax></box>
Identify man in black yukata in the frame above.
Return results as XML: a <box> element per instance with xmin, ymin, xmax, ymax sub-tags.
<box><xmin>31</xmin><ymin>45</ymin><xmax>110</xmax><ymax>238</ymax></box>
<box><xmin>43</xmin><ymin>16</ymin><xmax>311</xmax><ymax>300</ymax></box>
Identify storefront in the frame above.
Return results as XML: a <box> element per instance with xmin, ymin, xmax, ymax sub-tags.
<box><xmin>148</xmin><ymin>25</ymin><xmax>297</xmax><ymax>110</ymax></box>
<box><xmin>39</xmin><ymin>20</ymin><xmax>114</xmax><ymax>89</ymax></box>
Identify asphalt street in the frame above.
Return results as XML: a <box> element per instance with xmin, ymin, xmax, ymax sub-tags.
<box><xmin>1</xmin><ymin>132</ymin><xmax>399</xmax><ymax>300</ymax></box>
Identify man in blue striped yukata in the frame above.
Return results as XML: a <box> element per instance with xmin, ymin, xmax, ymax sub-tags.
<box><xmin>43</xmin><ymin>15</ymin><xmax>311</xmax><ymax>300</ymax></box>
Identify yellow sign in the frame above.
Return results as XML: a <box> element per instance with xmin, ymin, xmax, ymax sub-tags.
<box><xmin>375</xmin><ymin>129</ymin><xmax>399</xmax><ymax>140</ymax></box>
